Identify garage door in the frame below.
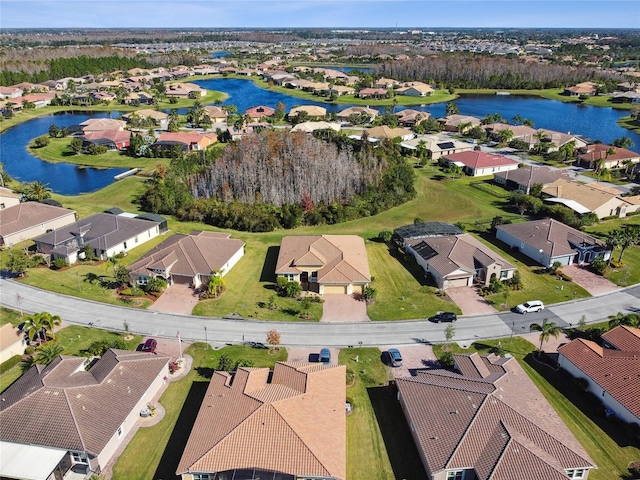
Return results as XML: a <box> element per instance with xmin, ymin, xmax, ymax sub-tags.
<box><xmin>445</xmin><ymin>277</ymin><xmax>469</xmax><ymax>288</ymax></box>
<box><xmin>323</xmin><ymin>285</ymin><xmax>348</xmax><ymax>294</ymax></box>
<box><xmin>172</xmin><ymin>275</ymin><xmax>192</xmax><ymax>285</ymax></box>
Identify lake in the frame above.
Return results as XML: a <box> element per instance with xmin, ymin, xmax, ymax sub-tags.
<box><xmin>1</xmin><ymin>78</ymin><xmax>638</xmax><ymax>195</ymax></box>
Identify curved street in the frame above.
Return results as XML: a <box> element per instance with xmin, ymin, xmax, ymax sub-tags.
<box><xmin>1</xmin><ymin>278</ymin><xmax>639</xmax><ymax>347</ymax></box>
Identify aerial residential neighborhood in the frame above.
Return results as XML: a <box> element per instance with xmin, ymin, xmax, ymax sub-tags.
<box><xmin>1</xmin><ymin>12</ymin><xmax>640</xmax><ymax>480</ymax></box>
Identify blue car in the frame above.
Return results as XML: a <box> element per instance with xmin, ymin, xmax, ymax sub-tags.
<box><xmin>319</xmin><ymin>348</ymin><xmax>331</xmax><ymax>365</ymax></box>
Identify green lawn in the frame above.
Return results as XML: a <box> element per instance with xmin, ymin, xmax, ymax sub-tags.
<box><xmin>339</xmin><ymin>348</ymin><xmax>397</xmax><ymax>480</ymax></box>
<box><xmin>111</xmin><ymin>343</ymin><xmax>287</xmax><ymax>480</ymax></box>
<box><xmin>0</xmin><ymin>307</ymin><xmax>23</xmax><ymax>326</ymax></box>
<box><xmin>617</xmin><ymin>115</ymin><xmax>640</xmax><ymax>134</ymax></box>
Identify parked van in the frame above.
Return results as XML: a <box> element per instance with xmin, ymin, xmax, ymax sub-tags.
<box><xmin>319</xmin><ymin>348</ymin><xmax>331</xmax><ymax>365</ymax></box>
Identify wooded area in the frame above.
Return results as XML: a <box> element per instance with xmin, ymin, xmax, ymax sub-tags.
<box><xmin>374</xmin><ymin>54</ymin><xmax>622</xmax><ymax>89</ymax></box>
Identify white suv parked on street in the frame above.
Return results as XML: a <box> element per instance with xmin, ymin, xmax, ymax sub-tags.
<box><xmin>515</xmin><ymin>300</ymin><xmax>544</xmax><ymax>314</ymax></box>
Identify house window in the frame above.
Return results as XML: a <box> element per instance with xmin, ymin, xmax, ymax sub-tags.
<box><xmin>41</xmin><ymin>223</ymin><xmax>46</xmax><ymax>229</ymax></box>
<box><xmin>71</xmin><ymin>452</ymin><xmax>87</xmax><ymax>464</ymax></box>
<box><xmin>135</xmin><ymin>236</ymin><xmax>139</xmax><ymax>243</ymax></box>
<box><xmin>566</xmin><ymin>469</ymin><xmax>586</xmax><ymax>479</ymax></box>
<box><xmin>123</xmin><ymin>241</ymin><xmax>128</xmax><ymax>249</ymax></box>
<box><xmin>193</xmin><ymin>475</ymin><xmax>211</xmax><ymax>480</ymax></box>
<box><xmin>500</xmin><ymin>271</ymin><xmax>508</xmax><ymax>280</ymax></box>
<box><xmin>137</xmin><ymin>276</ymin><xmax>149</xmax><ymax>286</ymax></box>
<box><xmin>447</xmin><ymin>471</ymin><xmax>465</xmax><ymax>480</ymax></box>
<box><xmin>117</xmin><ymin>425</ymin><xmax>123</xmax><ymax>438</ymax></box>
<box><xmin>282</xmin><ymin>274</ymin><xmax>295</xmax><ymax>282</ymax></box>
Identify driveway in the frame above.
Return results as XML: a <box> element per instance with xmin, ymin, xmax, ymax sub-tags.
<box><xmin>380</xmin><ymin>344</ymin><xmax>439</xmax><ymax>378</ymax></box>
<box><xmin>287</xmin><ymin>346</ymin><xmax>341</xmax><ymax>365</ymax></box>
<box><xmin>445</xmin><ymin>287</ymin><xmax>498</xmax><ymax>315</ymax></box>
<box><xmin>148</xmin><ymin>284</ymin><xmax>200</xmax><ymax>315</ymax></box>
<box><xmin>562</xmin><ymin>264</ymin><xmax>620</xmax><ymax>296</ymax></box>
<box><xmin>320</xmin><ymin>294</ymin><xmax>370</xmax><ymax>322</ymax></box>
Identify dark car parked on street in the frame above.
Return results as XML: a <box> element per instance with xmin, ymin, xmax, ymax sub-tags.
<box><xmin>430</xmin><ymin>312</ymin><xmax>457</xmax><ymax>323</ymax></box>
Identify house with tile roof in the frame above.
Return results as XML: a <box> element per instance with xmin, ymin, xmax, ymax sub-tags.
<box><xmin>366</xmin><ymin>125</ymin><xmax>414</xmax><ymax>141</ymax></box>
<box><xmin>493</xmin><ymin>165</ymin><xmax>572</xmax><ymax>194</ymax></box>
<box><xmin>577</xmin><ymin>144</ymin><xmax>640</xmax><ymax>170</ymax></box>
<box><xmin>0</xmin><ymin>324</ymin><xmax>26</xmax><ymax>364</ymax></box>
<box><xmin>34</xmin><ymin>212</ymin><xmax>161</xmax><ymax>264</ymax></box>
<box><xmin>128</xmin><ymin>231</ymin><xmax>245</xmax><ymax>288</ymax></box>
<box><xmin>288</xmin><ymin>105</ymin><xmax>327</xmax><ymax>119</ymax></box>
<box><xmin>401</xmin><ymin>134</ymin><xmax>474</xmax><ymax>160</ymax></box>
<box><xmin>336</xmin><ymin>106</ymin><xmax>379</xmax><ymax>122</ymax></box>
<box><xmin>246</xmin><ymin>105</ymin><xmax>276</xmax><ymax>120</ymax></box>
<box><xmin>405</xmin><ymin>233</ymin><xmax>515</xmax><ymax>289</ymax></box>
<box><xmin>122</xmin><ymin>109</ymin><xmax>169</xmax><ymax>130</ymax></box>
<box><xmin>275</xmin><ymin>235</ymin><xmax>370</xmax><ymax>295</ymax></box>
<box><xmin>202</xmin><ymin>105</ymin><xmax>228</xmax><ymax>123</ymax></box>
<box><xmin>541</xmin><ymin>178</ymin><xmax>634</xmax><ymax>219</ymax></box>
<box><xmin>396</xmin><ymin>353</ymin><xmax>596</xmax><ymax>480</ymax></box>
<box><xmin>558</xmin><ymin>326</ymin><xmax>640</xmax><ymax>424</ymax></box>
<box><xmin>396</xmin><ymin>82</ymin><xmax>435</xmax><ymax>97</ymax></box>
<box><xmin>155</xmin><ymin>131</ymin><xmax>218</xmax><ymax>152</ymax></box>
<box><xmin>357</xmin><ymin>87</ymin><xmax>388</xmax><ymax>99</ymax></box>
<box><xmin>443</xmin><ymin>151</ymin><xmax>519</xmax><ymax>177</ymax></box>
<box><xmin>0</xmin><ymin>202</ymin><xmax>77</xmax><ymax>247</ymax></box>
<box><xmin>79</xmin><ymin>118</ymin><xmax>126</xmax><ymax>133</ymax></box>
<box><xmin>82</xmin><ymin>129</ymin><xmax>131</xmax><ymax>150</ymax></box>
<box><xmin>437</xmin><ymin>114</ymin><xmax>482</xmax><ymax>133</ymax></box>
<box><xmin>395</xmin><ymin>109</ymin><xmax>430</xmax><ymax>128</ymax></box>
<box><xmin>496</xmin><ymin>218</ymin><xmax>611</xmax><ymax>268</ymax></box>
<box><xmin>177</xmin><ymin>362</ymin><xmax>346</xmax><ymax>480</ymax></box>
<box><xmin>0</xmin><ymin>349</ymin><xmax>169</xmax><ymax>479</ymax></box>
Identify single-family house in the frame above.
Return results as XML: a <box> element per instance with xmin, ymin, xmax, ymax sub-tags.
<box><xmin>123</xmin><ymin>91</ymin><xmax>155</xmax><ymax>105</ymax></box>
<box><xmin>493</xmin><ymin>165</ymin><xmax>572</xmax><ymax>194</ymax></box>
<box><xmin>542</xmin><ymin>178</ymin><xmax>633</xmax><ymax>218</ymax></box>
<box><xmin>328</xmin><ymin>85</ymin><xmax>356</xmax><ymax>96</ymax></box>
<box><xmin>0</xmin><ymin>187</ymin><xmax>21</xmax><ymax>210</ymax></box>
<box><xmin>395</xmin><ymin>109</ymin><xmax>430</xmax><ymax>127</ymax></box>
<box><xmin>83</xmin><ymin>130</ymin><xmax>131</xmax><ymax>150</ymax></box>
<box><xmin>288</xmin><ymin>105</ymin><xmax>327</xmax><ymax>119</ymax></box>
<box><xmin>484</xmin><ymin>124</ymin><xmax>588</xmax><ymax>152</ymax></box>
<box><xmin>245</xmin><ymin>105</ymin><xmax>276</xmax><ymax>120</ymax></box>
<box><xmin>275</xmin><ymin>235</ymin><xmax>371</xmax><ymax>295</ymax></box>
<box><xmin>563</xmin><ymin>81</ymin><xmax>598</xmax><ymax>96</ymax></box>
<box><xmin>443</xmin><ymin>151</ymin><xmax>519</xmax><ymax>177</ymax></box>
<box><xmin>336</xmin><ymin>106</ymin><xmax>379</xmax><ymax>122</ymax></box>
<box><xmin>0</xmin><ymin>86</ymin><xmax>23</xmax><ymax>99</ymax></box>
<box><xmin>0</xmin><ymin>324</ymin><xmax>26</xmax><ymax>364</ymax></box>
<box><xmin>176</xmin><ymin>362</ymin><xmax>346</xmax><ymax>480</ymax></box>
<box><xmin>128</xmin><ymin>231</ymin><xmax>245</xmax><ymax>288</ymax></box>
<box><xmin>496</xmin><ymin>218</ymin><xmax>611</xmax><ymax>267</ymax></box>
<box><xmin>405</xmin><ymin>233</ymin><xmax>516</xmax><ymax>288</ymax></box>
<box><xmin>122</xmin><ymin>109</ymin><xmax>169</xmax><ymax>130</ymax></box>
<box><xmin>290</xmin><ymin>121</ymin><xmax>341</xmax><ymax>133</ymax></box>
<box><xmin>400</xmin><ymin>134</ymin><xmax>474</xmax><ymax>160</ymax></box>
<box><xmin>438</xmin><ymin>114</ymin><xmax>481</xmax><ymax>132</ymax></box>
<box><xmin>0</xmin><ymin>202</ymin><xmax>77</xmax><ymax>247</ymax></box>
<box><xmin>202</xmin><ymin>105</ymin><xmax>228</xmax><ymax>123</ymax></box>
<box><xmin>166</xmin><ymin>83</ymin><xmax>206</xmax><ymax>98</ymax></box>
<box><xmin>374</xmin><ymin>77</ymin><xmax>399</xmax><ymax>89</ymax></box>
<box><xmin>34</xmin><ymin>212</ymin><xmax>162</xmax><ymax>264</ymax></box>
<box><xmin>16</xmin><ymin>93</ymin><xmax>56</xmax><ymax>108</ymax></box>
<box><xmin>577</xmin><ymin>144</ymin><xmax>640</xmax><ymax>170</ymax></box>
<box><xmin>396</xmin><ymin>353</ymin><xmax>596</xmax><ymax>480</ymax></box>
<box><xmin>396</xmin><ymin>82</ymin><xmax>435</xmax><ymax>97</ymax></box>
<box><xmin>366</xmin><ymin>125</ymin><xmax>414</xmax><ymax>141</ymax></box>
<box><xmin>79</xmin><ymin>118</ymin><xmax>126</xmax><ymax>133</ymax></box>
<box><xmin>558</xmin><ymin>325</ymin><xmax>640</xmax><ymax>424</ymax></box>
<box><xmin>357</xmin><ymin>87</ymin><xmax>388</xmax><ymax>99</ymax></box>
<box><xmin>0</xmin><ymin>349</ymin><xmax>169</xmax><ymax>479</ymax></box>
<box><xmin>155</xmin><ymin>132</ymin><xmax>217</xmax><ymax>152</ymax></box>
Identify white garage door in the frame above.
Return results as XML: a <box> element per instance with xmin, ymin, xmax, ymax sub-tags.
<box><xmin>445</xmin><ymin>277</ymin><xmax>469</xmax><ymax>288</ymax></box>
<box><xmin>323</xmin><ymin>285</ymin><xmax>348</xmax><ymax>294</ymax></box>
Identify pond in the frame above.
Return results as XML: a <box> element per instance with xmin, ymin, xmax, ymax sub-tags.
<box><xmin>1</xmin><ymin>78</ymin><xmax>638</xmax><ymax>195</ymax></box>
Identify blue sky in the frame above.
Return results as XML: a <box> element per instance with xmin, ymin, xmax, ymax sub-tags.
<box><xmin>3</xmin><ymin>1</ymin><xmax>639</xmax><ymax>29</ymax></box>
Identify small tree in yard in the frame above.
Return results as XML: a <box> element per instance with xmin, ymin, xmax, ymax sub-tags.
<box><xmin>145</xmin><ymin>276</ymin><xmax>167</xmax><ymax>294</ymax></box>
<box><xmin>217</xmin><ymin>354</ymin><xmax>234</xmax><ymax>371</ymax></box>
<box><xmin>113</xmin><ymin>265</ymin><xmax>130</xmax><ymax>287</ymax></box>
<box><xmin>445</xmin><ymin>324</ymin><xmax>456</xmax><ymax>344</ymax></box>
<box><xmin>299</xmin><ymin>297</ymin><xmax>312</xmax><ymax>319</ymax></box>
<box><xmin>69</xmin><ymin>137</ymin><xmax>84</xmax><ymax>154</ymax></box>
<box><xmin>363</xmin><ymin>286</ymin><xmax>377</xmax><ymax>302</ymax></box>
<box><xmin>266</xmin><ymin>329</ymin><xmax>281</xmax><ymax>353</ymax></box>
<box><xmin>4</xmin><ymin>249</ymin><xmax>30</xmax><ymax>277</ymax></box>
<box><xmin>33</xmin><ymin>136</ymin><xmax>50</xmax><ymax>148</ymax></box>
<box><xmin>378</xmin><ymin>230</ymin><xmax>393</xmax><ymax>243</ymax></box>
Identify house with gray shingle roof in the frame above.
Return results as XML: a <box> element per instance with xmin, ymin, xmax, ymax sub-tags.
<box><xmin>34</xmin><ymin>212</ymin><xmax>162</xmax><ymax>264</ymax></box>
<box><xmin>127</xmin><ymin>231</ymin><xmax>245</xmax><ymax>288</ymax></box>
<box><xmin>177</xmin><ymin>362</ymin><xmax>346</xmax><ymax>480</ymax></box>
<box><xmin>405</xmin><ymin>233</ymin><xmax>516</xmax><ymax>289</ymax></box>
<box><xmin>396</xmin><ymin>353</ymin><xmax>596</xmax><ymax>480</ymax></box>
<box><xmin>559</xmin><ymin>326</ymin><xmax>640</xmax><ymax>425</ymax></box>
<box><xmin>0</xmin><ymin>202</ymin><xmax>77</xmax><ymax>247</ymax></box>
<box><xmin>0</xmin><ymin>349</ymin><xmax>169</xmax><ymax>479</ymax></box>
<box><xmin>496</xmin><ymin>218</ymin><xmax>611</xmax><ymax>268</ymax></box>
<box><xmin>275</xmin><ymin>235</ymin><xmax>370</xmax><ymax>295</ymax></box>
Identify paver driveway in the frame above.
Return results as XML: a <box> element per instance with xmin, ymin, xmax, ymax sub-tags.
<box><xmin>320</xmin><ymin>294</ymin><xmax>370</xmax><ymax>322</ymax></box>
<box><xmin>148</xmin><ymin>284</ymin><xmax>200</xmax><ymax>315</ymax></box>
<box><xmin>445</xmin><ymin>286</ymin><xmax>498</xmax><ymax>315</ymax></box>
<box><xmin>561</xmin><ymin>264</ymin><xmax>620</xmax><ymax>296</ymax></box>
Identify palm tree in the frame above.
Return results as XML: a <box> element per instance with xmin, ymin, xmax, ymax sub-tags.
<box><xmin>20</xmin><ymin>181</ymin><xmax>52</xmax><ymax>202</ymax></box>
<box><xmin>533</xmin><ymin>130</ymin><xmax>548</xmax><ymax>154</ymax></box>
<box><xmin>33</xmin><ymin>342</ymin><xmax>65</xmax><ymax>365</ymax></box>
<box><xmin>498</xmin><ymin>129</ymin><xmax>514</xmax><ymax>146</ymax></box>
<box><xmin>558</xmin><ymin>140</ymin><xmax>576</xmax><ymax>163</ymax></box>
<box><xmin>617</xmin><ymin>226</ymin><xmax>640</xmax><ymax>263</ymax></box>
<box><xmin>457</xmin><ymin>121</ymin><xmax>472</xmax><ymax>134</ymax></box>
<box><xmin>605</xmin><ymin>230</ymin><xmax>623</xmax><ymax>266</ymax></box>
<box><xmin>511</xmin><ymin>114</ymin><xmax>523</xmax><ymax>125</ymax></box>
<box><xmin>612</xmin><ymin>136</ymin><xmax>634</xmax><ymax>149</ymax></box>
<box><xmin>529</xmin><ymin>318</ymin><xmax>562</xmax><ymax>352</ymax></box>
<box><xmin>23</xmin><ymin>312</ymin><xmax>62</xmax><ymax>343</ymax></box>
<box><xmin>608</xmin><ymin>312</ymin><xmax>640</xmax><ymax>329</ymax></box>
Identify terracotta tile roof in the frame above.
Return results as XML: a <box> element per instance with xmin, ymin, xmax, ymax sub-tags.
<box><xmin>128</xmin><ymin>231</ymin><xmax>244</xmax><ymax>279</ymax></box>
<box><xmin>336</xmin><ymin>106</ymin><xmax>379</xmax><ymax>118</ymax></box>
<box><xmin>494</xmin><ymin>165</ymin><xmax>571</xmax><ymax>188</ymax></box>
<box><xmin>559</xmin><ymin>329</ymin><xmax>640</xmax><ymax>420</ymax></box>
<box><xmin>83</xmin><ymin>129</ymin><xmax>131</xmax><ymax>144</ymax></box>
<box><xmin>177</xmin><ymin>362</ymin><xmax>346</xmax><ymax>479</ymax></box>
<box><xmin>125</xmin><ymin>108</ymin><xmax>168</xmax><ymax>121</ymax></box>
<box><xmin>444</xmin><ymin>151</ymin><xmax>519</xmax><ymax>169</ymax></box>
<box><xmin>496</xmin><ymin>218</ymin><xmax>603</xmax><ymax>258</ymax></box>
<box><xmin>246</xmin><ymin>105</ymin><xmax>276</xmax><ymax>118</ymax></box>
<box><xmin>289</xmin><ymin>105</ymin><xmax>327</xmax><ymax>117</ymax></box>
<box><xmin>366</xmin><ymin>125</ymin><xmax>413</xmax><ymax>139</ymax></box>
<box><xmin>275</xmin><ymin>235</ymin><xmax>370</xmax><ymax>284</ymax></box>
<box><xmin>79</xmin><ymin>118</ymin><xmax>126</xmax><ymax>132</ymax></box>
<box><xmin>0</xmin><ymin>202</ymin><xmax>76</xmax><ymax>240</ymax></box>
<box><xmin>396</xmin><ymin>355</ymin><xmax>594</xmax><ymax>479</ymax></box>
<box><xmin>408</xmin><ymin>234</ymin><xmax>515</xmax><ymax>279</ymax></box>
<box><xmin>602</xmin><ymin>326</ymin><xmax>640</xmax><ymax>351</ymax></box>
<box><xmin>542</xmin><ymin>178</ymin><xmax>629</xmax><ymax>212</ymax></box>
<box><xmin>0</xmin><ymin>349</ymin><xmax>169</xmax><ymax>456</ymax></box>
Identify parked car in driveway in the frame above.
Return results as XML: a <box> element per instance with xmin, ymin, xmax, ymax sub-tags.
<box><xmin>430</xmin><ymin>312</ymin><xmax>457</xmax><ymax>323</ymax></box>
<box><xmin>387</xmin><ymin>348</ymin><xmax>403</xmax><ymax>367</ymax></box>
<box><xmin>515</xmin><ymin>300</ymin><xmax>544</xmax><ymax>314</ymax></box>
<box><xmin>319</xmin><ymin>348</ymin><xmax>331</xmax><ymax>365</ymax></box>
<box><xmin>137</xmin><ymin>338</ymin><xmax>157</xmax><ymax>353</ymax></box>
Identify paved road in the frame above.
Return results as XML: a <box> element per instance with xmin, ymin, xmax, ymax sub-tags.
<box><xmin>1</xmin><ymin>279</ymin><xmax>639</xmax><ymax>347</ymax></box>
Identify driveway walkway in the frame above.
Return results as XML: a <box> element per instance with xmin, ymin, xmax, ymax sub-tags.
<box><xmin>446</xmin><ymin>287</ymin><xmax>498</xmax><ymax>315</ymax></box>
<box><xmin>562</xmin><ymin>264</ymin><xmax>620</xmax><ymax>296</ymax></box>
<box><xmin>320</xmin><ymin>294</ymin><xmax>370</xmax><ymax>322</ymax></box>
<box><xmin>148</xmin><ymin>284</ymin><xmax>200</xmax><ymax>315</ymax></box>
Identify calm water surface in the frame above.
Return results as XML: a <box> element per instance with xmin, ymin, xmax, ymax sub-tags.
<box><xmin>1</xmin><ymin>78</ymin><xmax>638</xmax><ymax>195</ymax></box>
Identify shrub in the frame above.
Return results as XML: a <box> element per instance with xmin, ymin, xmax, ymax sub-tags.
<box><xmin>86</xmin><ymin>144</ymin><xmax>108</xmax><ymax>155</ymax></box>
<box><xmin>629</xmin><ymin>461</ymin><xmax>640</xmax><ymax>476</ymax></box>
<box><xmin>280</xmin><ymin>281</ymin><xmax>302</xmax><ymax>298</ymax></box>
<box><xmin>29</xmin><ymin>255</ymin><xmax>47</xmax><ymax>267</ymax></box>
<box><xmin>217</xmin><ymin>354</ymin><xmax>234</xmax><ymax>371</ymax></box>
<box><xmin>590</xmin><ymin>257</ymin><xmax>608</xmax><ymax>275</ymax></box>
<box><xmin>24</xmin><ymin>346</ymin><xmax>35</xmax><ymax>355</ymax></box>
<box><xmin>33</xmin><ymin>135</ymin><xmax>50</xmax><ymax>148</ymax></box>
<box><xmin>377</xmin><ymin>230</ymin><xmax>393</xmax><ymax>242</ymax></box>
<box><xmin>0</xmin><ymin>355</ymin><xmax>22</xmax><ymax>374</ymax></box>
<box><xmin>115</xmin><ymin>252</ymin><xmax>126</xmax><ymax>259</ymax></box>
<box><xmin>51</xmin><ymin>258</ymin><xmax>68</xmax><ymax>270</ymax></box>
<box><xmin>120</xmin><ymin>286</ymin><xmax>144</xmax><ymax>297</ymax></box>
<box><xmin>363</xmin><ymin>286</ymin><xmax>377</xmax><ymax>301</ymax></box>
<box><xmin>145</xmin><ymin>276</ymin><xmax>167</xmax><ymax>294</ymax></box>
<box><xmin>439</xmin><ymin>351</ymin><xmax>454</xmax><ymax>368</ymax></box>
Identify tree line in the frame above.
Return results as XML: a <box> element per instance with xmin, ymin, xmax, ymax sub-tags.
<box><xmin>373</xmin><ymin>53</ymin><xmax>623</xmax><ymax>89</ymax></box>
